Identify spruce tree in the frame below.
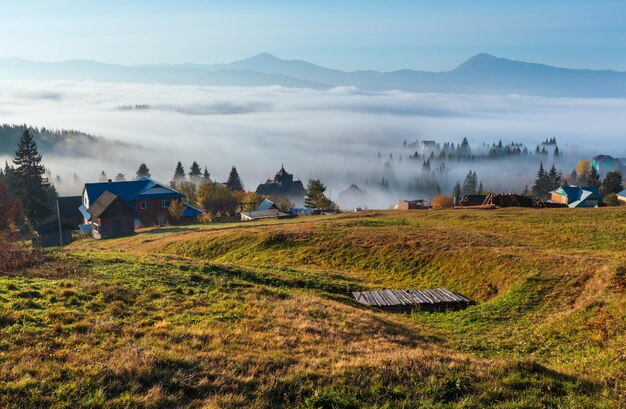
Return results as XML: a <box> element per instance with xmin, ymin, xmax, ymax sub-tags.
<box><xmin>136</xmin><ymin>163</ymin><xmax>151</xmax><ymax>179</ymax></box>
<box><xmin>586</xmin><ymin>166</ymin><xmax>601</xmax><ymax>189</ymax></box>
<box><xmin>304</xmin><ymin>179</ymin><xmax>330</xmax><ymax>209</ymax></box>
<box><xmin>225</xmin><ymin>166</ymin><xmax>244</xmax><ymax>191</ymax></box>
<box><xmin>202</xmin><ymin>167</ymin><xmax>211</xmax><ymax>184</ymax></box>
<box><xmin>452</xmin><ymin>181</ymin><xmax>462</xmax><ymax>201</ymax></box>
<box><xmin>115</xmin><ymin>173</ymin><xmax>126</xmax><ymax>182</ymax></box>
<box><xmin>547</xmin><ymin>164</ymin><xmax>562</xmax><ymax>191</ymax></box>
<box><xmin>12</xmin><ymin>128</ymin><xmax>52</xmax><ymax>225</ymax></box>
<box><xmin>532</xmin><ymin>162</ymin><xmax>551</xmax><ymax>199</ymax></box>
<box><xmin>462</xmin><ymin>170</ymin><xmax>478</xmax><ymax>195</ymax></box>
<box><xmin>189</xmin><ymin>161</ymin><xmax>202</xmax><ymax>183</ymax></box>
<box><xmin>173</xmin><ymin>161</ymin><xmax>186</xmax><ymax>182</ymax></box>
<box><xmin>99</xmin><ymin>171</ymin><xmax>108</xmax><ymax>182</ymax></box>
<box><xmin>600</xmin><ymin>170</ymin><xmax>622</xmax><ymax>195</ymax></box>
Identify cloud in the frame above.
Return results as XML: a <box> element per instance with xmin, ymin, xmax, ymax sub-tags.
<box><xmin>0</xmin><ymin>80</ymin><xmax>624</xmax><ymax>207</ymax></box>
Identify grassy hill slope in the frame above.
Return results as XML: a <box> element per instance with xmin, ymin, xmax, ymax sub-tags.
<box><xmin>1</xmin><ymin>208</ymin><xmax>625</xmax><ymax>408</ymax></box>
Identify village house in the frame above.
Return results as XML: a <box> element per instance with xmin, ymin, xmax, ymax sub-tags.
<box><xmin>87</xmin><ymin>191</ymin><xmax>135</xmax><ymax>239</ymax></box>
<box><xmin>80</xmin><ymin>177</ymin><xmax>199</xmax><ymax>236</ymax></box>
<box><xmin>550</xmin><ymin>186</ymin><xmax>603</xmax><ymax>208</ymax></box>
<box><xmin>35</xmin><ymin>196</ymin><xmax>83</xmax><ymax>247</ymax></box>
<box><xmin>591</xmin><ymin>155</ymin><xmax>625</xmax><ymax>176</ymax></box>
<box><xmin>618</xmin><ymin>189</ymin><xmax>626</xmax><ymax>205</ymax></box>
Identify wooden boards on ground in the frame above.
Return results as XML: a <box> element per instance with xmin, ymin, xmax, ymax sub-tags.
<box><xmin>352</xmin><ymin>288</ymin><xmax>474</xmax><ymax>312</ymax></box>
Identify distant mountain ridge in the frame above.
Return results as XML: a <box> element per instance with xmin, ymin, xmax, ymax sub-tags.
<box><xmin>1</xmin><ymin>53</ymin><xmax>625</xmax><ymax>97</ymax></box>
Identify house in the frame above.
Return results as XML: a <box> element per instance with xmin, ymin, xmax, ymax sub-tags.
<box><xmin>240</xmin><ymin>209</ymin><xmax>293</xmax><ymax>221</ymax></box>
<box><xmin>178</xmin><ymin>201</ymin><xmax>204</xmax><ymax>224</ymax></box>
<box><xmin>550</xmin><ymin>186</ymin><xmax>602</xmax><ymax>208</ymax></box>
<box><xmin>336</xmin><ymin>185</ymin><xmax>368</xmax><ymax>210</ymax></box>
<box><xmin>35</xmin><ymin>196</ymin><xmax>83</xmax><ymax>247</ymax></box>
<box><xmin>81</xmin><ymin>177</ymin><xmax>185</xmax><ymax>228</ymax></box>
<box><xmin>617</xmin><ymin>189</ymin><xmax>626</xmax><ymax>205</ymax></box>
<box><xmin>394</xmin><ymin>199</ymin><xmax>432</xmax><ymax>210</ymax></box>
<box><xmin>255</xmin><ymin>166</ymin><xmax>305</xmax><ymax>205</ymax></box>
<box><xmin>87</xmin><ymin>191</ymin><xmax>135</xmax><ymax>239</ymax></box>
<box><xmin>256</xmin><ymin>198</ymin><xmax>280</xmax><ymax>211</ymax></box>
<box><xmin>591</xmin><ymin>155</ymin><xmax>625</xmax><ymax>176</ymax></box>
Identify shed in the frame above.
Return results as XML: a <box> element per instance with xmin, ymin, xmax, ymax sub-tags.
<box><xmin>87</xmin><ymin>191</ymin><xmax>135</xmax><ymax>239</ymax></box>
<box><xmin>35</xmin><ymin>196</ymin><xmax>83</xmax><ymax>247</ymax></box>
<box><xmin>352</xmin><ymin>288</ymin><xmax>474</xmax><ymax>312</ymax></box>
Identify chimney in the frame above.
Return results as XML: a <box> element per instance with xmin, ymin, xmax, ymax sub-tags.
<box><xmin>108</xmin><ymin>179</ymin><xmax>112</xmax><ymax>183</ymax></box>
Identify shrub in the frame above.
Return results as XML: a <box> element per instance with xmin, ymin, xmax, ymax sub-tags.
<box><xmin>0</xmin><ymin>235</ymin><xmax>47</xmax><ymax>273</ymax></box>
<box><xmin>432</xmin><ymin>194</ymin><xmax>455</xmax><ymax>209</ymax></box>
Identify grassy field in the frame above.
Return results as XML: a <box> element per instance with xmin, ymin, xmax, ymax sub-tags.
<box><xmin>1</xmin><ymin>208</ymin><xmax>625</xmax><ymax>408</ymax></box>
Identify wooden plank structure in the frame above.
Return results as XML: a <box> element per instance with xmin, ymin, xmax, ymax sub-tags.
<box><xmin>352</xmin><ymin>288</ymin><xmax>474</xmax><ymax>312</ymax></box>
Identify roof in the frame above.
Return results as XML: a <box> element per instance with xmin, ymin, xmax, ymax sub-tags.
<box><xmin>181</xmin><ymin>201</ymin><xmax>203</xmax><ymax>218</ymax></box>
<box><xmin>353</xmin><ymin>288</ymin><xmax>473</xmax><ymax>312</ymax></box>
<box><xmin>84</xmin><ymin>177</ymin><xmax>183</xmax><ymax>204</ymax></box>
<box><xmin>617</xmin><ymin>189</ymin><xmax>626</xmax><ymax>198</ymax></box>
<box><xmin>256</xmin><ymin>198</ymin><xmax>278</xmax><ymax>211</ymax></box>
<box><xmin>552</xmin><ymin>185</ymin><xmax>601</xmax><ymax>201</ymax></box>
<box><xmin>241</xmin><ymin>209</ymin><xmax>288</xmax><ymax>220</ymax></box>
<box><xmin>87</xmin><ymin>191</ymin><xmax>132</xmax><ymax>218</ymax></box>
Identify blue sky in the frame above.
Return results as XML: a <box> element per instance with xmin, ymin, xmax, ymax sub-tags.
<box><xmin>1</xmin><ymin>0</ymin><xmax>625</xmax><ymax>71</ymax></box>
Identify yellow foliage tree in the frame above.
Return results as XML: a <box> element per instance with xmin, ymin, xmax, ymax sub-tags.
<box><xmin>432</xmin><ymin>194</ymin><xmax>455</xmax><ymax>210</ymax></box>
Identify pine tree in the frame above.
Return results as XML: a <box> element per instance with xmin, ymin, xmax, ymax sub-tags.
<box><xmin>136</xmin><ymin>163</ymin><xmax>151</xmax><ymax>179</ymax></box>
<box><xmin>478</xmin><ymin>181</ymin><xmax>484</xmax><ymax>194</ymax></box>
<box><xmin>225</xmin><ymin>166</ymin><xmax>244</xmax><ymax>191</ymax></box>
<box><xmin>99</xmin><ymin>171</ymin><xmax>108</xmax><ymax>182</ymax></box>
<box><xmin>304</xmin><ymin>179</ymin><xmax>330</xmax><ymax>209</ymax></box>
<box><xmin>173</xmin><ymin>161</ymin><xmax>186</xmax><ymax>182</ymax></box>
<box><xmin>11</xmin><ymin>128</ymin><xmax>52</xmax><ymax>224</ymax></box>
<box><xmin>601</xmin><ymin>170</ymin><xmax>623</xmax><ymax>195</ymax></box>
<box><xmin>201</xmin><ymin>167</ymin><xmax>211</xmax><ymax>184</ymax></box>
<box><xmin>586</xmin><ymin>166</ymin><xmax>601</xmax><ymax>189</ymax></box>
<box><xmin>522</xmin><ymin>185</ymin><xmax>530</xmax><ymax>195</ymax></box>
<box><xmin>422</xmin><ymin>159</ymin><xmax>431</xmax><ymax>172</ymax></box>
<box><xmin>553</xmin><ymin>146</ymin><xmax>560</xmax><ymax>158</ymax></box>
<box><xmin>532</xmin><ymin>162</ymin><xmax>551</xmax><ymax>199</ymax></box>
<box><xmin>547</xmin><ymin>164</ymin><xmax>562</xmax><ymax>191</ymax></box>
<box><xmin>462</xmin><ymin>170</ymin><xmax>478</xmax><ymax>195</ymax></box>
<box><xmin>115</xmin><ymin>173</ymin><xmax>126</xmax><ymax>182</ymax></box>
<box><xmin>452</xmin><ymin>181</ymin><xmax>462</xmax><ymax>202</ymax></box>
<box><xmin>189</xmin><ymin>161</ymin><xmax>202</xmax><ymax>183</ymax></box>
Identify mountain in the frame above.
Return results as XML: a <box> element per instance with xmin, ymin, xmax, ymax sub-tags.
<box><xmin>1</xmin><ymin>53</ymin><xmax>625</xmax><ymax>97</ymax></box>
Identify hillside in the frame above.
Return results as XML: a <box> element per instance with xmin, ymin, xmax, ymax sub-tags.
<box><xmin>1</xmin><ymin>208</ymin><xmax>625</xmax><ymax>407</ymax></box>
<box><xmin>2</xmin><ymin>53</ymin><xmax>626</xmax><ymax>97</ymax></box>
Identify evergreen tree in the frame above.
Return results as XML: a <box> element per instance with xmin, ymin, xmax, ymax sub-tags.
<box><xmin>99</xmin><ymin>171</ymin><xmax>108</xmax><ymax>182</ymax></box>
<box><xmin>11</xmin><ymin>128</ymin><xmax>52</xmax><ymax>224</ymax></box>
<box><xmin>304</xmin><ymin>179</ymin><xmax>330</xmax><ymax>209</ymax></box>
<box><xmin>586</xmin><ymin>166</ymin><xmax>601</xmax><ymax>189</ymax></box>
<box><xmin>452</xmin><ymin>181</ymin><xmax>462</xmax><ymax>202</ymax></box>
<box><xmin>422</xmin><ymin>159</ymin><xmax>431</xmax><ymax>172</ymax></box>
<box><xmin>173</xmin><ymin>161</ymin><xmax>186</xmax><ymax>182</ymax></box>
<box><xmin>462</xmin><ymin>170</ymin><xmax>478</xmax><ymax>195</ymax></box>
<box><xmin>202</xmin><ymin>167</ymin><xmax>211</xmax><ymax>184</ymax></box>
<box><xmin>115</xmin><ymin>173</ymin><xmax>126</xmax><ymax>182</ymax></box>
<box><xmin>547</xmin><ymin>164</ymin><xmax>562</xmax><ymax>191</ymax></box>
<box><xmin>225</xmin><ymin>166</ymin><xmax>244</xmax><ymax>191</ymax></box>
<box><xmin>478</xmin><ymin>181</ymin><xmax>484</xmax><ymax>194</ymax></box>
<box><xmin>189</xmin><ymin>161</ymin><xmax>202</xmax><ymax>183</ymax></box>
<box><xmin>532</xmin><ymin>162</ymin><xmax>551</xmax><ymax>199</ymax></box>
<box><xmin>136</xmin><ymin>163</ymin><xmax>151</xmax><ymax>179</ymax></box>
<box><xmin>522</xmin><ymin>185</ymin><xmax>530</xmax><ymax>195</ymax></box>
<box><xmin>553</xmin><ymin>146</ymin><xmax>560</xmax><ymax>158</ymax></box>
<box><xmin>600</xmin><ymin>169</ymin><xmax>623</xmax><ymax>195</ymax></box>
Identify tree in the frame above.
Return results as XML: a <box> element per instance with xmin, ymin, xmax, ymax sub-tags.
<box><xmin>586</xmin><ymin>166</ymin><xmax>601</xmax><ymax>189</ymax></box>
<box><xmin>99</xmin><ymin>171</ymin><xmax>108</xmax><ymax>182</ymax></box>
<box><xmin>532</xmin><ymin>162</ymin><xmax>551</xmax><ymax>200</ymax></box>
<box><xmin>136</xmin><ymin>163</ymin><xmax>151</xmax><ymax>179</ymax></box>
<box><xmin>547</xmin><ymin>164</ymin><xmax>562</xmax><ymax>192</ymax></box>
<box><xmin>202</xmin><ymin>167</ymin><xmax>211</xmax><ymax>184</ymax></box>
<box><xmin>576</xmin><ymin>160</ymin><xmax>591</xmax><ymax>183</ymax></box>
<box><xmin>189</xmin><ymin>161</ymin><xmax>202</xmax><ymax>183</ymax></box>
<box><xmin>12</xmin><ymin>128</ymin><xmax>52</xmax><ymax>225</ymax></box>
<box><xmin>241</xmin><ymin>191</ymin><xmax>263</xmax><ymax>211</ymax></box>
<box><xmin>601</xmin><ymin>169</ymin><xmax>623</xmax><ymax>195</ymax></box>
<box><xmin>553</xmin><ymin>146</ymin><xmax>560</xmax><ymax>158</ymax></box>
<box><xmin>179</xmin><ymin>180</ymin><xmax>198</xmax><ymax>204</ymax></box>
<box><xmin>173</xmin><ymin>161</ymin><xmax>186</xmax><ymax>182</ymax></box>
<box><xmin>0</xmin><ymin>181</ymin><xmax>18</xmax><ymax>231</ymax></box>
<box><xmin>432</xmin><ymin>194</ymin><xmax>454</xmax><ymax>209</ymax></box>
<box><xmin>115</xmin><ymin>173</ymin><xmax>126</xmax><ymax>182</ymax></box>
<box><xmin>225</xmin><ymin>166</ymin><xmax>244</xmax><ymax>191</ymax></box>
<box><xmin>462</xmin><ymin>170</ymin><xmax>478</xmax><ymax>195</ymax></box>
<box><xmin>197</xmin><ymin>182</ymin><xmax>238</xmax><ymax>217</ymax></box>
<box><xmin>168</xmin><ymin>199</ymin><xmax>186</xmax><ymax>223</ymax></box>
<box><xmin>304</xmin><ymin>179</ymin><xmax>331</xmax><ymax>209</ymax></box>
<box><xmin>603</xmin><ymin>193</ymin><xmax>619</xmax><ymax>206</ymax></box>
<box><xmin>452</xmin><ymin>181</ymin><xmax>462</xmax><ymax>202</ymax></box>
<box><xmin>422</xmin><ymin>159</ymin><xmax>431</xmax><ymax>172</ymax></box>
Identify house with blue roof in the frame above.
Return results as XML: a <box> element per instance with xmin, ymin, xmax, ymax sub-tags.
<box><xmin>550</xmin><ymin>186</ymin><xmax>603</xmax><ymax>208</ymax></box>
<box><xmin>81</xmin><ymin>177</ymin><xmax>202</xmax><ymax>229</ymax></box>
<box><xmin>618</xmin><ymin>189</ymin><xmax>626</xmax><ymax>205</ymax></box>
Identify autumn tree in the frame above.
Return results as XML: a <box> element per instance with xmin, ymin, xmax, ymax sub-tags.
<box><xmin>576</xmin><ymin>160</ymin><xmax>591</xmax><ymax>183</ymax></box>
<box><xmin>0</xmin><ymin>182</ymin><xmax>18</xmax><ymax>231</ymax></box>
<box><xmin>432</xmin><ymin>194</ymin><xmax>455</xmax><ymax>209</ymax></box>
<box><xmin>241</xmin><ymin>191</ymin><xmax>262</xmax><ymax>211</ymax></box>
<box><xmin>197</xmin><ymin>182</ymin><xmax>238</xmax><ymax>217</ymax></box>
<box><xmin>12</xmin><ymin>128</ymin><xmax>53</xmax><ymax>225</ymax></box>
<box><xmin>168</xmin><ymin>199</ymin><xmax>186</xmax><ymax>223</ymax></box>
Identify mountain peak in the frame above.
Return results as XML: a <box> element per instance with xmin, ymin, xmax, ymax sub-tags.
<box><xmin>245</xmin><ymin>52</ymin><xmax>282</xmax><ymax>62</ymax></box>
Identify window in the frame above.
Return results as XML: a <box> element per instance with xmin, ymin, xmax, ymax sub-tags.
<box><xmin>140</xmin><ymin>201</ymin><xmax>147</xmax><ymax>210</ymax></box>
<box><xmin>161</xmin><ymin>200</ymin><xmax>170</xmax><ymax>208</ymax></box>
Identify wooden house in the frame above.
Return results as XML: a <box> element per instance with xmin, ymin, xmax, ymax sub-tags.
<box><xmin>35</xmin><ymin>196</ymin><xmax>83</xmax><ymax>247</ymax></box>
<box><xmin>550</xmin><ymin>186</ymin><xmax>602</xmax><ymax>208</ymax></box>
<box><xmin>87</xmin><ymin>191</ymin><xmax>135</xmax><ymax>239</ymax></box>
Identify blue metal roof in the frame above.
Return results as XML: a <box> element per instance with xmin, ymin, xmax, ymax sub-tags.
<box><xmin>182</xmin><ymin>201</ymin><xmax>203</xmax><ymax>217</ymax></box>
<box><xmin>84</xmin><ymin>177</ymin><xmax>183</xmax><ymax>204</ymax></box>
<box><xmin>617</xmin><ymin>189</ymin><xmax>626</xmax><ymax>198</ymax></box>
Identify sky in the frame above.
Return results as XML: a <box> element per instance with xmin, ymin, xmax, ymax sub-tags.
<box><xmin>1</xmin><ymin>0</ymin><xmax>626</xmax><ymax>71</ymax></box>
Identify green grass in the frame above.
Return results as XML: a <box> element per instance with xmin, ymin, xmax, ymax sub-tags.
<box><xmin>1</xmin><ymin>207</ymin><xmax>625</xmax><ymax>407</ymax></box>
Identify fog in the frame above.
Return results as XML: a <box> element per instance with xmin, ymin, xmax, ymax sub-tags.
<box><xmin>1</xmin><ymin>80</ymin><xmax>625</xmax><ymax>208</ymax></box>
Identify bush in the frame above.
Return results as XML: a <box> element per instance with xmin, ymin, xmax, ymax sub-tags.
<box><xmin>432</xmin><ymin>194</ymin><xmax>455</xmax><ymax>209</ymax></box>
<box><xmin>0</xmin><ymin>235</ymin><xmax>47</xmax><ymax>273</ymax></box>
